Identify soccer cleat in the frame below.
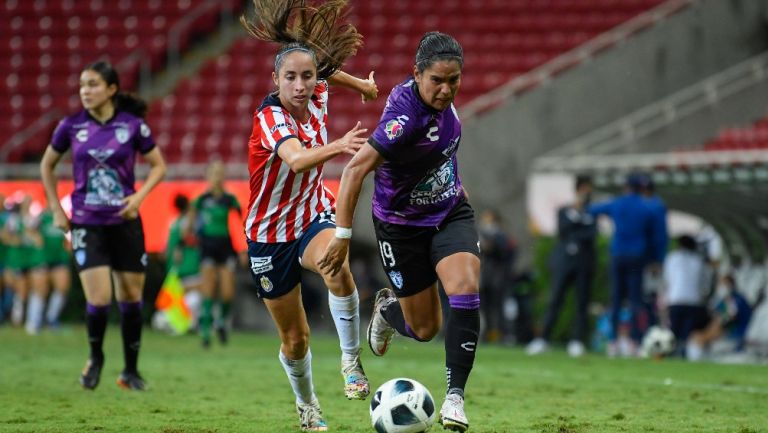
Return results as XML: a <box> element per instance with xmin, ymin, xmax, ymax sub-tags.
<box><xmin>79</xmin><ymin>358</ymin><xmax>103</xmax><ymax>390</ymax></box>
<box><xmin>439</xmin><ymin>393</ymin><xmax>469</xmax><ymax>432</ymax></box>
<box><xmin>367</xmin><ymin>288</ymin><xmax>396</xmax><ymax>357</ymax></box>
<box><xmin>525</xmin><ymin>338</ymin><xmax>549</xmax><ymax>356</ymax></box>
<box><xmin>117</xmin><ymin>371</ymin><xmax>147</xmax><ymax>391</ymax></box>
<box><xmin>567</xmin><ymin>340</ymin><xmax>586</xmax><ymax>358</ymax></box>
<box><xmin>296</xmin><ymin>398</ymin><xmax>328</xmax><ymax>432</ymax></box>
<box><xmin>216</xmin><ymin>326</ymin><xmax>229</xmax><ymax>345</ymax></box>
<box><xmin>341</xmin><ymin>349</ymin><xmax>370</xmax><ymax>400</ymax></box>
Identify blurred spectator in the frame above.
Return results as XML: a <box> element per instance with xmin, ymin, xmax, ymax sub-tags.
<box><xmin>478</xmin><ymin>209</ymin><xmax>517</xmax><ymax>343</ymax></box>
<box><xmin>588</xmin><ymin>174</ymin><xmax>655</xmax><ymax>357</ymax></box>
<box><xmin>527</xmin><ymin>175</ymin><xmax>596</xmax><ymax>357</ymax></box>
<box><xmin>186</xmin><ymin>161</ymin><xmax>242</xmax><ymax>348</ymax></box>
<box><xmin>0</xmin><ymin>193</ymin><xmax>13</xmax><ymax>323</ymax></box>
<box><xmin>164</xmin><ymin>194</ymin><xmax>202</xmax><ymax>327</ymax></box>
<box><xmin>639</xmin><ymin>173</ymin><xmax>668</xmax><ymax>327</ymax></box>
<box><xmin>659</xmin><ymin>234</ymin><xmax>708</xmax><ymax>356</ymax></box>
<box><xmin>688</xmin><ymin>273</ymin><xmax>753</xmax><ymax>361</ymax></box>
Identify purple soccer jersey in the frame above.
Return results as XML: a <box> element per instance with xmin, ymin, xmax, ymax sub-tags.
<box><xmin>368</xmin><ymin>78</ymin><xmax>465</xmax><ymax>226</ymax></box>
<box><xmin>50</xmin><ymin>110</ymin><xmax>155</xmax><ymax>225</ymax></box>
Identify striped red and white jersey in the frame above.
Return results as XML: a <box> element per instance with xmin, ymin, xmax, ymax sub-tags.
<box><xmin>245</xmin><ymin>80</ymin><xmax>336</xmax><ymax>243</ymax></box>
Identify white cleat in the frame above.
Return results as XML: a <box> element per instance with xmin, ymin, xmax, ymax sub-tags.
<box><xmin>341</xmin><ymin>349</ymin><xmax>370</xmax><ymax>400</ymax></box>
<box><xmin>296</xmin><ymin>398</ymin><xmax>328</xmax><ymax>432</ymax></box>
<box><xmin>367</xmin><ymin>288</ymin><xmax>396</xmax><ymax>357</ymax></box>
<box><xmin>439</xmin><ymin>393</ymin><xmax>469</xmax><ymax>432</ymax></box>
<box><xmin>567</xmin><ymin>340</ymin><xmax>586</xmax><ymax>358</ymax></box>
<box><xmin>525</xmin><ymin>338</ymin><xmax>549</xmax><ymax>356</ymax></box>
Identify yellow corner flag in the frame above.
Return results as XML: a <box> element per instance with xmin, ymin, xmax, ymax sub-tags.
<box><xmin>154</xmin><ymin>269</ymin><xmax>192</xmax><ymax>335</ymax></box>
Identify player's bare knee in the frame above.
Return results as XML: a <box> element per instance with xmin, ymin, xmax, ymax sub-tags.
<box><xmin>412</xmin><ymin>324</ymin><xmax>440</xmax><ymax>341</ymax></box>
<box><xmin>445</xmin><ymin>279</ymin><xmax>479</xmax><ymax>296</ymax></box>
<box><xmin>283</xmin><ymin>331</ymin><xmax>310</xmax><ymax>358</ymax></box>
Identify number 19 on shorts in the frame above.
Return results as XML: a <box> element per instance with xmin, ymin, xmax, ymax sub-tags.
<box><xmin>378</xmin><ymin>240</ymin><xmax>396</xmax><ymax>267</ymax></box>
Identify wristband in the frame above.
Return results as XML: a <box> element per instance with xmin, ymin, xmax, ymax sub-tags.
<box><xmin>335</xmin><ymin>226</ymin><xmax>352</xmax><ymax>239</ymax></box>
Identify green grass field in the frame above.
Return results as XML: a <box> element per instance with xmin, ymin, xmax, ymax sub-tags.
<box><xmin>0</xmin><ymin>326</ymin><xmax>766</xmax><ymax>433</ymax></box>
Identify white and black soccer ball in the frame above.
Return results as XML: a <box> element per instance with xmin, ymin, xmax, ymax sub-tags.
<box><xmin>641</xmin><ymin>326</ymin><xmax>676</xmax><ymax>358</ymax></box>
<box><xmin>369</xmin><ymin>378</ymin><xmax>437</xmax><ymax>433</ymax></box>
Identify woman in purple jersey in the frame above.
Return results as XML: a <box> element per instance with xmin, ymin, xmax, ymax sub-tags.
<box><xmin>40</xmin><ymin>61</ymin><xmax>167</xmax><ymax>391</ymax></box>
<box><xmin>320</xmin><ymin>32</ymin><xmax>480</xmax><ymax>432</ymax></box>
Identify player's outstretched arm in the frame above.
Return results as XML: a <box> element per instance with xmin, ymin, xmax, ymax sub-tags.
<box><xmin>328</xmin><ymin>70</ymin><xmax>378</xmax><ymax>102</ymax></box>
<box><xmin>277</xmin><ymin>121</ymin><xmax>368</xmax><ymax>174</ymax></box>
<box><xmin>318</xmin><ymin>143</ymin><xmax>384</xmax><ymax>276</ymax></box>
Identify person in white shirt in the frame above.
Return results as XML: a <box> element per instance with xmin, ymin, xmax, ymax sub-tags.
<box><xmin>660</xmin><ymin>234</ymin><xmax>709</xmax><ymax>356</ymax></box>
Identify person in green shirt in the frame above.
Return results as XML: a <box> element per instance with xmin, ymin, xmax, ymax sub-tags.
<box><xmin>3</xmin><ymin>195</ymin><xmax>49</xmax><ymax>333</ymax></box>
<box><xmin>0</xmin><ymin>193</ymin><xmax>14</xmax><ymax>324</ymax></box>
<box><xmin>186</xmin><ymin>161</ymin><xmax>242</xmax><ymax>347</ymax></box>
<box><xmin>163</xmin><ymin>194</ymin><xmax>202</xmax><ymax>327</ymax></box>
<box><xmin>40</xmin><ymin>208</ymin><xmax>72</xmax><ymax>328</ymax></box>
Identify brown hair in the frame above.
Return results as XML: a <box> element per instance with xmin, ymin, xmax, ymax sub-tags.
<box><xmin>240</xmin><ymin>0</ymin><xmax>361</xmax><ymax>80</ymax></box>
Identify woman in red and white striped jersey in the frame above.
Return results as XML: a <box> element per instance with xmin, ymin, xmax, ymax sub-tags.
<box><xmin>240</xmin><ymin>1</ymin><xmax>377</xmax><ymax>431</ymax></box>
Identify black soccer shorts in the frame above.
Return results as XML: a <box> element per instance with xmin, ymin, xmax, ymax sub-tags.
<box><xmin>373</xmin><ymin>200</ymin><xmax>480</xmax><ymax>298</ymax></box>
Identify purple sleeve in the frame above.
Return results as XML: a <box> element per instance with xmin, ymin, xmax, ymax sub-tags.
<box><xmin>369</xmin><ymin>105</ymin><xmax>417</xmax><ymax>160</ymax></box>
<box><xmin>50</xmin><ymin>119</ymin><xmax>71</xmax><ymax>153</ymax></box>
<box><xmin>135</xmin><ymin>121</ymin><xmax>156</xmax><ymax>154</ymax></box>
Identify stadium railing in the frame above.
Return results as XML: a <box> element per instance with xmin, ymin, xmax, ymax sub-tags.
<box><xmin>533</xmin><ymin>50</ymin><xmax>768</xmax><ymax>162</ymax></box>
<box><xmin>459</xmin><ymin>0</ymin><xmax>694</xmax><ymax>120</ymax></box>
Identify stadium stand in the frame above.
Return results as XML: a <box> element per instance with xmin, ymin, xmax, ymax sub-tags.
<box><xmin>705</xmin><ymin>116</ymin><xmax>768</xmax><ymax>151</ymax></box>
<box><xmin>147</xmin><ymin>0</ymin><xmax>666</xmax><ymax>163</ymax></box>
<box><xmin>0</xmin><ymin>0</ymin><xmax>241</xmax><ymax>163</ymax></box>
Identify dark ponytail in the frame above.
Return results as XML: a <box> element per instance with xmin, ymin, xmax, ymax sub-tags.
<box><xmin>415</xmin><ymin>31</ymin><xmax>464</xmax><ymax>73</ymax></box>
<box><xmin>84</xmin><ymin>60</ymin><xmax>148</xmax><ymax>118</ymax></box>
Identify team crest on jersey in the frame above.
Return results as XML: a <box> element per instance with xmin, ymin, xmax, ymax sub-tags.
<box><xmin>250</xmin><ymin>256</ymin><xmax>274</xmax><ymax>274</ymax></box>
<box><xmin>388</xmin><ymin>270</ymin><xmax>404</xmax><ymax>289</ymax></box>
<box><xmin>385</xmin><ymin>119</ymin><xmax>404</xmax><ymax>140</ymax></box>
<box><xmin>76</xmin><ymin>129</ymin><xmax>89</xmax><ymax>142</ymax></box>
<box><xmin>260</xmin><ymin>275</ymin><xmax>274</xmax><ymax>292</ymax></box>
<box><xmin>115</xmin><ymin>127</ymin><xmax>130</xmax><ymax>144</ymax></box>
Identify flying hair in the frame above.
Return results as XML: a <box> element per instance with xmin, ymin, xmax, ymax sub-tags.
<box><xmin>240</xmin><ymin>0</ymin><xmax>362</xmax><ymax>79</ymax></box>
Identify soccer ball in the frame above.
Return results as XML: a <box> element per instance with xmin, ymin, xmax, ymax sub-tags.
<box><xmin>370</xmin><ymin>378</ymin><xmax>437</xmax><ymax>433</ymax></box>
<box><xmin>641</xmin><ymin>326</ymin><xmax>676</xmax><ymax>358</ymax></box>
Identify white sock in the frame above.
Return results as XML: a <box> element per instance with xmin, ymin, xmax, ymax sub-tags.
<box><xmin>25</xmin><ymin>294</ymin><xmax>45</xmax><ymax>333</ymax></box>
<box><xmin>328</xmin><ymin>291</ymin><xmax>360</xmax><ymax>361</ymax></box>
<box><xmin>686</xmin><ymin>341</ymin><xmax>704</xmax><ymax>362</ymax></box>
<box><xmin>46</xmin><ymin>292</ymin><xmax>67</xmax><ymax>325</ymax></box>
<box><xmin>279</xmin><ymin>349</ymin><xmax>315</xmax><ymax>404</ymax></box>
<box><xmin>11</xmin><ymin>296</ymin><xmax>24</xmax><ymax>325</ymax></box>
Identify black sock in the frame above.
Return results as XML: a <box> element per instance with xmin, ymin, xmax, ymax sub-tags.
<box><xmin>85</xmin><ymin>303</ymin><xmax>109</xmax><ymax>363</ymax></box>
<box><xmin>119</xmin><ymin>301</ymin><xmax>143</xmax><ymax>374</ymax></box>
<box><xmin>445</xmin><ymin>302</ymin><xmax>480</xmax><ymax>397</ymax></box>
